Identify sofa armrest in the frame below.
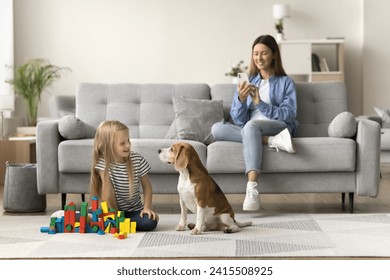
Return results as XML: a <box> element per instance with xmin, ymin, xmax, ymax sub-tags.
<box><xmin>356</xmin><ymin>119</ymin><xmax>381</xmax><ymax>197</ymax></box>
<box><xmin>36</xmin><ymin>120</ymin><xmax>61</xmax><ymax>194</ymax></box>
<box><xmin>357</xmin><ymin>115</ymin><xmax>382</xmax><ymax>126</ymax></box>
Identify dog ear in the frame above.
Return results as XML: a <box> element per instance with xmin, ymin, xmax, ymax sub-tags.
<box><xmin>175</xmin><ymin>145</ymin><xmax>189</xmax><ymax>170</ymax></box>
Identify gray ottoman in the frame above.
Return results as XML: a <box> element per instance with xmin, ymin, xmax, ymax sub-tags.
<box><xmin>3</xmin><ymin>162</ymin><xmax>46</xmax><ymax>212</ymax></box>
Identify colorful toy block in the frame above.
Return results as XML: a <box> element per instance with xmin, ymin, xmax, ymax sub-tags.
<box><xmin>40</xmin><ymin>196</ymin><xmax>137</xmax><ymax>239</ymax></box>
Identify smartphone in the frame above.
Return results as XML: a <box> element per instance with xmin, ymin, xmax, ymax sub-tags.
<box><xmin>237</xmin><ymin>72</ymin><xmax>249</xmax><ymax>85</ymax></box>
<box><xmin>237</xmin><ymin>72</ymin><xmax>255</xmax><ymax>96</ymax></box>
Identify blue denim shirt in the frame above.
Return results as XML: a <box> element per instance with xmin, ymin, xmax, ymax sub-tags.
<box><xmin>230</xmin><ymin>73</ymin><xmax>298</xmax><ymax>135</ymax></box>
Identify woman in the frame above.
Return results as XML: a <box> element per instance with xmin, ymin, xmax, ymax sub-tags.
<box><xmin>211</xmin><ymin>35</ymin><xmax>298</xmax><ymax>211</ymax></box>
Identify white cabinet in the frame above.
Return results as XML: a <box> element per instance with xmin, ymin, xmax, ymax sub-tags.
<box><xmin>279</xmin><ymin>39</ymin><xmax>345</xmax><ymax>82</ymax></box>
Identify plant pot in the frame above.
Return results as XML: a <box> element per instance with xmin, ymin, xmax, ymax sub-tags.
<box><xmin>275</xmin><ymin>33</ymin><xmax>284</xmax><ymax>42</ymax></box>
<box><xmin>17</xmin><ymin>126</ymin><xmax>36</xmax><ymax>136</ymax></box>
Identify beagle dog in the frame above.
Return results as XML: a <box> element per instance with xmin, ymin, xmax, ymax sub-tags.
<box><xmin>158</xmin><ymin>142</ymin><xmax>252</xmax><ymax>235</ymax></box>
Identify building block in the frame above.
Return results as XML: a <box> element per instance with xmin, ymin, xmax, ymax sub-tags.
<box><xmin>40</xmin><ymin>197</ymin><xmax>138</xmax><ymax>239</ymax></box>
<box><xmin>131</xmin><ymin>222</ymin><xmax>136</xmax><ymax>233</ymax></box>
<box><xmin>101</xmin><ymin>201</ymin><xmax>109</xmax><ymax>213</ymax></box>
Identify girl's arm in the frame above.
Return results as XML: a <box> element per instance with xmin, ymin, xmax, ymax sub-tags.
<box><xmin>99</xmin><ymin>171</ymin><xmax>118</xmax><ymax>210</ymax></box>
<box><xmin>140</xmin><ymin>174</ymin><xmax>159</xmax><ymax>221</ymax></box>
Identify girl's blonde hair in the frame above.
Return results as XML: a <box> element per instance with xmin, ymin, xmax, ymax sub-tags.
<box><xmin>89</xmin><ymin>120</ymin><xmax>134</xmax><ymax>201</ymax></box>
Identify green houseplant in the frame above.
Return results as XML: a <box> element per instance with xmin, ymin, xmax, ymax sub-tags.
<box><xmin>6</xmin><ymin>58</ymin><xmax>71</xmax><ymax>126</ymax></box>
<box><xmin>225</xmin><ymin>60</ymin><xmax>248</xmax><ymax>77</ymax></box>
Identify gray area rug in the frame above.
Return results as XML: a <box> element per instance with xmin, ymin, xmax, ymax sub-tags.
<box><xmin>1</xmin><ymin>213</ymin><xmax>390</xmax><ymax>258</ymax></box>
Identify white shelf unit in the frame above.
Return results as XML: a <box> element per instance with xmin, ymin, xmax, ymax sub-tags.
<box><xmin>279</xmin><ymin>39</ymin><xmax>345</xmax><ymax>82</ymax></box>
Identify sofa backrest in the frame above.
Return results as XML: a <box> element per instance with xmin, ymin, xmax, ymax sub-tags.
<box><xmin>294</xmin><ymin>82</ymin><xmax>347</xmax><ymax>137</ymax></box>
<box><xmin>76</xmin><ymin>81</ymin><xmax>347</xmax><ymax>139</ymax></box>
<box><xmin>76</xmin><ymin>83</ymin><xmax>210</xmax><ymax>138</ymax></box>
<box><xmin>210</xmin><ymin>81</ymin><xmax>348</xmax><ymax>137</ymax></box>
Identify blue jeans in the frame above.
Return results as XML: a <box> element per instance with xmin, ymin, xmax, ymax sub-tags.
<box><xmin>124</xmin><ymin>211</ymin><xmax>158</xmax><ymax>231</ymax></box>
<box><xmin>211</xmin><ymin>120</ymin><xmax>287</xmax><ymax>174</ymax></box>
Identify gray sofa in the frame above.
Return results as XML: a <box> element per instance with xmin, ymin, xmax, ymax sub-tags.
<box><xmin>36</xmin><ymin>81</ymin><xmax>381</xmax><ymax>212</ymax></box>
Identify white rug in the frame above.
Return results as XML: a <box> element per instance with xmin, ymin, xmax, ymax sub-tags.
<box><xmin>1</xmin><ymin>213</ymin><xmax>390</xmax><ymax>258</ymax></box>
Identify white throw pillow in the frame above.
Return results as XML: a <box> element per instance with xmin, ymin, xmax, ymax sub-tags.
<box><xmin>58</xmin><ymin>115</ymin><xmax>96</xmax><ymax>139</ymax></box>
<box><xmin>328</xmin><ymin>111</ymin><xmax>357</xmax><ymax>138</ymax></box>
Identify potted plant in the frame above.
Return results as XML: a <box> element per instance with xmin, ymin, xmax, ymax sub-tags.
<box><xmin>225</xmin><ymin>60</ymin><xmax>248</xmax><ymax>84</ymax></box>
<box><xmin>6</xmin><ymin>58</ymin><xmax>71</xmax><ymax>126</ymax></box>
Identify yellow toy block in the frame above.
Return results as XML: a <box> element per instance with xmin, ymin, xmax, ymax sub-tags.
<box><xmin>102</xmin><ymin>213</ymin><xmax>115</xmax><ymax>222</ymax></box>
<box><xmin>119</xmin><ymin>218</ymin><xmax>131</xmax><ymax>233</ymax></box>
<box><xmin>131</xmin><ymin>221</ymin><xmax>136</xmax><ymax>233</ymax></box>
<box><xmin>105</xmin><ymin>223</ymin><xmax>111</xmax><ymax>233</ymax></box>
<box><xmin>101</xmin><ymin>201</ymin><xmax>109</xmax><ymax>213</ymax></box>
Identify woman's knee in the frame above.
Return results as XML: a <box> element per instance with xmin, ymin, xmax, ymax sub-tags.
<box><xmin>241</xmin><ymin>120</ymin><xmax>262</xmax><ymax>137</ymax></box>
<box><xmin>211</xmin><ymin>121</ymin><xmax>225</xmax><ymax>140</ymax></box>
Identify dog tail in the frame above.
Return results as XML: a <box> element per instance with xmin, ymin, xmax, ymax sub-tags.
<box><xmin>235</xmin><ymin>220</ymin><xmax>252</xmax><ymax>228</ymax></box>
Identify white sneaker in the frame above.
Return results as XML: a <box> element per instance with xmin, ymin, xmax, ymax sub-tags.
<box><xmin>269</xmin><ymin>128</ymin><xmax>295</xmax><ymax>153</ymax></box>
<box><xmin>243</xmin><ymin>185</ymin><xmax>260</xmax><ymax>211</ymax></box>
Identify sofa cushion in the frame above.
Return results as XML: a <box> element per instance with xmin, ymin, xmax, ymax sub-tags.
<box><xmin>328</xmin><ymin>111</ymin><xmax>357</xmax><ymax>138</ymax></box>
<box><xmin>169</xmin><ymin>96</ymin><xmax>224</xmax><ymax>144</ymax></box>
<box><xmin>58</xmin><ymin>138</ymin><xmax>207</xmax><ymax>174</ymax></box>
<box><xmin>58</xmin><ymin>115</ymin><xmax>96</xmax><ymax>139</ymax></box>
<box><xmin>207</xmin><ymin>137</ymin><xmax>356</xmax><ymax>173</ymax></box>
<box><xmin>131</xmin><ymin>139</ymin><xmax>207</xmax><ymax>173</ymax></box>
<box><xmin>295</xmin><ymin>82</ymin><xmax>347</xmax><ymax>137</ymax></box>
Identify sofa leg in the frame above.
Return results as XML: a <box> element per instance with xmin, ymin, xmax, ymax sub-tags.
<box><xmin>349</xmin><ymin>192</ymin><xmax>354</xmax><ymax>213</ymax></box>
<box><xmin>61</xmin><ymin>193</ymin><xmax>67</xmax><ymax>210</ymax></box>
<box><xmin>341</xmin><ymin>192</ymin><xmax>354</xmax><ymax>213</ymax></box>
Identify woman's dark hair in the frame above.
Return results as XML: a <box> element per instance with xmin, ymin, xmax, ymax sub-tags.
<box><xmin>248</xmin><ymin>35</ymin><xmax>287</xmax><ymax>77</ymax></box>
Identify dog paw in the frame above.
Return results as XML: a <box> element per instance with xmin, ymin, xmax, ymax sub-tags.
<box><xmin>175</xmin><ymin>224</ymin><xmax>186</xmax><ymax>231</ymax></box>
<box><xmin>190</xmin><ymin>227</ymin><xmax>202</xmax><ymax>235</ymax></box>
<box><xmin>223</xmin><ymin>225</ymin><xmax>239</xmax><ymax>234</ymax></box>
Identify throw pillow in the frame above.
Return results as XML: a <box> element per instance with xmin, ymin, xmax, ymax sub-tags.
<box><xmin>374</xmin><ymin>107</ymin><xmax>390</xmax><ymax>123</ymax></box>
<box><xmin>168</xmin><ymin>96</ymin><xmax>224</xmax><ymax>144</ymax></box>
<box><xmin>165</xmin><ymin>119</ymin><xmax>177</xmax><ymax>140</ymax></box>
<box><xmin>58</xmin><ymin>115</ymin><xmax>96</xmax><ymax>139</ymax></box>
<box><xmin>328</xmin><ymin>111</ymin><xmax>357</xmax><ymax>138</ymax></box>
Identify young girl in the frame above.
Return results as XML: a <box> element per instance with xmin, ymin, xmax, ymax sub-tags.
<box><xmin>90</xmin><ymin>120</ymin><xmax>159</xmax><ymax>231</ymax></box>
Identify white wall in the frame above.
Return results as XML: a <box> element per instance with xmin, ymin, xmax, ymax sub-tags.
<box><xmin>0</xmin><ymin>0</ymin><xmax>14</xmax><ymax>98</ymax></box>
<box><xmin>363</xmin><ymin>0</ymin><xmax>390</xmax><ymax>115</ymax></box>
<box><xmin>13</xmin><ymin>0</ymin><xmax>365</xmax><ymax>117</ymax></box>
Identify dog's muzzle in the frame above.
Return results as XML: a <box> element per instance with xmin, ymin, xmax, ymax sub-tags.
<box><xmin>158</xmin><ymin>148</ymin><xmax>172</xmax><ymax>164</ymax></box>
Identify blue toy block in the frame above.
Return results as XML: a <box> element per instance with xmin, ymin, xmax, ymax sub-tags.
<box><xmin>40</xmin><ymin>226</ymin><xmax>49</xmax><ymax>233</ymax></box>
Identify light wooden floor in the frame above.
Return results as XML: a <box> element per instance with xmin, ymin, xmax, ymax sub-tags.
<box><xmin>1</xmin><ymin>165</ymin><xmax>390</xmax><ymax>216</ymax></box>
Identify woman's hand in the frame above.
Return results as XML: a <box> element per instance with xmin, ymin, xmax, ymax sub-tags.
<box><xmin>251</xmin><ymin>86</ymin><xmax>261</xmax><ymax>105</ymax></box>
<box><xmin>238</xmin><ymin>82</ymin><xmax>260</xmax><ymax>105</ymax></box>
<box><xmin>140</xmin><ymin>208</ymin><xmax>159</xmax><ymax>221</ymax></box>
